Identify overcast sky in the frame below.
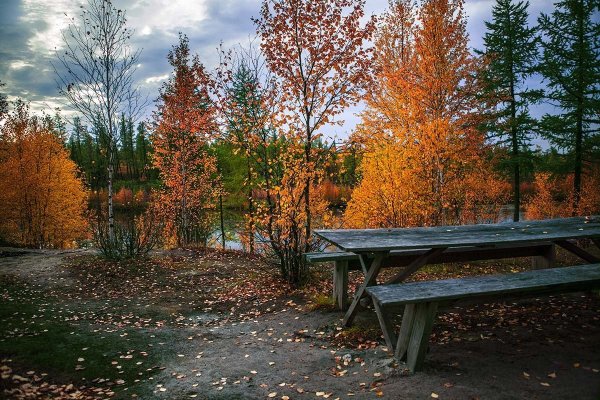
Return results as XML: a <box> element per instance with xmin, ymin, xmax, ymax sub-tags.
<box><xmin>0</xmin><ymin>0</ymin><xmax>552</xmax><ymax>141</ymax></box>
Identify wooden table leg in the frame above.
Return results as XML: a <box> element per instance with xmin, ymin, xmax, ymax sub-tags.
<box><xmin>532</xmin><ymin>244</ymin><xmax>556</xmax><ymax>269</ymax></box>
<box><xmin>333</xmin><ymin>260</ymin><xmax>349</xmax><ymax>310</ymax></box>
<box><xmin>343</xmin><ymin>253</ymin><xmax>386</xmax><ymax>327</ymax></box>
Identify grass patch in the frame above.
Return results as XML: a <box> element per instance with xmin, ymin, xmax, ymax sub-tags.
<box><xmin>307</xmin><ymin>293</ymin><xmax>337</xmax><ymax>311</ymax></box>
<box><xmin>0</xmin><ymin>278</ymin><xmax>174</xmax><ymax>398</ymax></box>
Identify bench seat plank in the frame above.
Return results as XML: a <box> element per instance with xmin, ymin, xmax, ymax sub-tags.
<box><xmin>367</xmin><ymin>264</ymin><xmax>600</xmax><ymax>373</ymax></box>
<box><xmin>367</xmin><ymin>264</ymin><xmax>600</xmax><ymax>307</ymax></box>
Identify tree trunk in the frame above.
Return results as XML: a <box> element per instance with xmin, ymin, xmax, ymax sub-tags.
<box><xmin>573</xmin><ymin>1</ymin><xmax>584</xmax><ymax>214</ymax></box>
<box><xmin>247</xmin><ymin>159</ymin><xmax>254</xmax><ymax>253</ymax></box>
<box><xmin>108</xmin><ymin>159</ymin><xmax>115</xmax><ymax>241</ymax></box>
<box><xmin>510</xmin><ymin>81</ymin><xmax>520</xmax><ymax>222</ymax></box>
<box><xmin>219</xmin><ymin>193</ymin><xmax>225</xmax><ymax>250</ymax></box>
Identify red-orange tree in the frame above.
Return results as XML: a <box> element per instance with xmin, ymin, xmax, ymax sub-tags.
<box><xmin>0</xmin><ymin>101</ymin><xmax>88</xmax><ymax>248</ymax></box>
<box><xmin>151</xmin><ymin>34</ymin><xmax>220</xmax><ymax>247</ymax></box>
<box><xmin>347</xmin><ymin>0</ymin><xmax>509</xmax><ymax>228</ymax></box>
<box><xmin>254</xmin><ymin>0</ymin><xmax>375</xmax><ymax>283</ymax></box>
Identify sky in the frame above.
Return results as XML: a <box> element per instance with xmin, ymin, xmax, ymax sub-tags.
<box><xmin>0</xmin><ymin>0</ymin><xmax>552</xmax><ymax>141</ymax></box>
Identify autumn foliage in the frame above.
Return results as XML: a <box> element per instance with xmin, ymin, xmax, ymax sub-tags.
<box><xmin>346</xmin><ymin>0</ymin><xmax>509</xmax><ymax>228</ymax></box>
<box><xmin>526</xmin><ymin>168</ymin><xmax>600</xmax><ymax>220</ymax></box>
<box><xmin>151</xmin><ymin>35</ymin><xmax>220</xmax><ymax>247</ymax></box>
<box><xmin>254</xmin><ymin>0</ymin><xmax>375</xmax><ymax>283</ymax></box>
<box><xmin>0</xmin><ymin>102</ymin><xmax>88</xmax><ymax>248</ymax></box>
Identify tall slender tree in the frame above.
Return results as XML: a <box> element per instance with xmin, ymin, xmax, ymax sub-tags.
<box><xmin>479</xmin><ymin>0</ymin><xmax>539</xmax><ymax>221</ymax></box>
<box><xmin>135</xmin><ymin>122</ymin><xmax>151</xmax><ymax>179</ymax></box>
<box><xmin>0</xmin><ymin>81</ymin><xmax>9</xmax><ymax>120</ymax></box>
<box><xmin>254</xmin><ymin>0</ymin><xmax>375</xmax><ymax>283</ymax></box>
<box><xmin>54</xmin><ymin>0</ymin><xmax>145</xmax><ymax>239</ymax></box>
<box><xmin>538</xmin><ymin>0</ymin><xmax>600</xmax><ymax>212</ymax></box>
<box><xmin>151</xmin><ymin>34</ymin><xmax>219</xmax><ymax>246</ymax></box>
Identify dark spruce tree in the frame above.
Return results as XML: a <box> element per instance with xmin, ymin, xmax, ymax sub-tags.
<box><xmin>538</xmin><ymin>0</ymin><xmax>600</xmax><ymax>212</ymax></box>
<box><xmin>479</xmin><ymin>0</ymin><xmax>539</xmax><ymax>221</ymax></box>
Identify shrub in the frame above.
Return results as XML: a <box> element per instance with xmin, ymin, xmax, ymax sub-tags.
<box><xmin>93</xmin><ymin>212</ymin><xmax>162</xmax><ymax>260</ymax></box>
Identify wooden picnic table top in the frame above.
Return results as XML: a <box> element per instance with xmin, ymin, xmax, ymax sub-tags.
<box><xmin>314</xmin><ymin>216</ymin><xmax>600</xmax><ymax>253</ymax></box>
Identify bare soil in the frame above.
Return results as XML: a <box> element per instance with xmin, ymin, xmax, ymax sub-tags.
<box><xmin>0</xmin><ymin>247</ymin><xmax>599</xmax><ymax>399</ymax></box>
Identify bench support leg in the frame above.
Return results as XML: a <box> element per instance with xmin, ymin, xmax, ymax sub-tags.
<box><xmin>372</xmin><ymin>300</ymin><xmax>396</xmax><ymax>351</ymax></box>
<box><xmin>395</xmin><ymin>304</ymin><xmax>416</xmax><ymax>361</ymax></box>
<box><xmin>532</xmin><ymin>244</ymin><xmax>556</xmax><ymax>269</ymax></box>
<box><xmin>333</xmin><ymin>260</ymin><xmax>349</xmax><ymax>310</ymax></box>
<box><xmin>404</xmin><ymin>302</ymin><xmax>438</xmax><ymax>373</ymax></box>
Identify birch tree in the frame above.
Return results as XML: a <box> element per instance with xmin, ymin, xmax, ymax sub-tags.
<box><xmin>54</xmin><ymin>0</ymin><xmax>145</xmax><ymax>239</ymax></box>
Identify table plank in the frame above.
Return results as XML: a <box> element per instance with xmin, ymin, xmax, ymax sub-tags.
<box><xmin>314</xmin><ymin>216</ymin><xmax>600</xmax><ymax>252</ymax></box>
<box><xmin>367</xmin><ymin>264</ymin><xmax>600</xmax><ymax>306</ymax></box>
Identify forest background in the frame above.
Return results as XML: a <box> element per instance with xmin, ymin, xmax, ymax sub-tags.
<box><xmin>0</xmin><ymin>0</ymin><xmax>598</xmax><ymax>284</ymax></box>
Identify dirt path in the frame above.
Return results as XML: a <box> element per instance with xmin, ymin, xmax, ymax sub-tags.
<box><xmin>1</xmin><ymin>248</ymin><xmax>599</xmax><ymax>399</ymax></box>
<box><xmin>0</xmin><ymin>247</ymin><xmax>91</xmax><ymax>288</ymax></box>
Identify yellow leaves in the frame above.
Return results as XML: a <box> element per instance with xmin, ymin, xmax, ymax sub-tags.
<box><xmin>0</xmin><ymin>106</ymin><xmax>88</xmax><ymax>248</ymax></box>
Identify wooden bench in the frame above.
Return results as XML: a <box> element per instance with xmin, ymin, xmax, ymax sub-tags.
<box><xmin>305</xmin><ymin>242</ymin><xmax>556</xmax><ymax>310</ymax></box>
<box><xmin>366</xmin><ymin>263</ymin><xmax>600</xmax><ymax>373</ymax></box>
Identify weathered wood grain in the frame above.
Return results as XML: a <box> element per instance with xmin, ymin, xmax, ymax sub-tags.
<box><xmin>333</xmin><ymin>261</ymin><xmax>349</xmax><ymax>310</ymax></box>
<box><xmin>305</xmin><ymin>243</ymin><xmax>557</xmax><ymax>270</ymax></box>
<box><xmin>405</xmin><ymin>302</ymin><xmax>438</xmax><ymax>372</ymax></box>
<box><xmin>395</xmin><ymin>303</ymin><xmax>416</xmax><ymax>361</ymax></box>
<box><xmin>373</xmin><ymin>300</ymin><xmax>397</xmax><ymax>350</ymax></box>
<box><xmin>367</xmin><ymin>264</ymin><xmax>600</xmax><ymax>307</ymax></box>
<box><xmin>314</xmin><ymin>216</ymin><xmax>600</xmax><ymax>252</ymax></box>
<box><xmin>554</xmin><ymin>240</ymin><xmax>600</xmax><ymax>263</ymax></box>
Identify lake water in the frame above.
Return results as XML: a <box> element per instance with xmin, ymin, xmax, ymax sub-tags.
<box><xmin>114</xmin><ymin>204</ymin><xmax>525</xmax><ymax>252</ymax></box>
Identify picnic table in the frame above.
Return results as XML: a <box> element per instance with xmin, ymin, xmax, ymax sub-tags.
<box><xmin>314</xmin><ymin>216</ymin><xmax>600</xmax><ymax>372</ymax></box>
<box><xmin>314</xmin><ymin>216</ymin><xmax>600</xmax><ymax>328</ymax></box>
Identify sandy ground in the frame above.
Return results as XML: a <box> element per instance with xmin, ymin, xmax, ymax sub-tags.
<box><xmin>1</xmin><ymin>247</ymin><xmax>599</xmax><ymax>399</ymax></box>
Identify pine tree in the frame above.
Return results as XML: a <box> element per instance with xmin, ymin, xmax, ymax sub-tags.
<box><xmin>479</xmin><ymin>0</ymin><xmax>539</xmax><ymax>221</ymax></box>
<box><xmin>0</xmin><ymin>80</ymin><xmax>8</xmax><ymax>120</ymax></box>
<box><xmin>538</xmin><ymin>0</ymin><xmax>600</xmax><ymax>212</ymax></box>
<box><xmin>135</xmin><ymin>122</ymin><xmax>150</xmax><ymax>179</ymax></box>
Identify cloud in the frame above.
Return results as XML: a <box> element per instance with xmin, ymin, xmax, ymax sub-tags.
<box><xmin>0</xmin><ymin>0</ymin><xmax>555</xmax><ymax>142</ymax></box>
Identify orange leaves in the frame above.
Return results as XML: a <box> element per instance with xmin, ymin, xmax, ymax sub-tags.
<box><xmin>347</xmin><ymin>0</ymin><xmax>507</xmax><ymax>228</ymax></box>
<box><xmin>525</xmin><ymin>170</ymin><xmax>600</xmax><ymax>220</ymax></box>
<box><xmin>151</xmin><ymin>34</ymin><xmax>220</xmax><ymax>246</ymax></box>
<box><xmin>255</xmin><ymin>0</ymin><xmax>375</xmax><ymax>135</ymax></box>
<box><xmin>0</xmin><ymin>102</ymin><xmax>88</xmax><ymax>248</ymax></box>
<box><xmin>251</xmin><ymin>0</ymin><xmax>375</xmax><ymax>283</ymax></box>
